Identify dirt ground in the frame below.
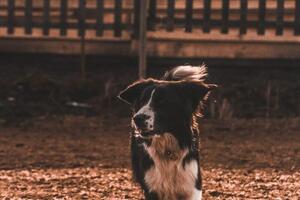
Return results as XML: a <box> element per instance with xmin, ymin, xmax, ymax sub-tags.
<box><xmin>0</xmin><ymin>54</ymin><xmax>299</xmax><ymax>199</ymax></box>
<box><xmin>0</xmin><ymin>116</ymin><xmax>299</xmax><ymax>199</ymax></box>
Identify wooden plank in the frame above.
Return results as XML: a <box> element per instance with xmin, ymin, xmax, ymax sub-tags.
<box><xmin>2</xmin><ymin>36</ymin><xmax>300</xmax><ymax>60</ymax></box>
<box><xmin>96</xmin><ymin>0</ymin><xmax>104</xmax><ymax>36</ymax></box>
<box><xmin>166</xmin><ymin>0</ymin><xmax>175</xmax><ymax>32</ymax></box>
<box><xmin>276</xmin><ymin>0</ymin><xmax>284</xmax><ymax>35</ymax></box>
<box><xmin>295</xmin><ymin>0</ymin><xmax>300</xmax><ymax>35</ymax></box>
<box><xmin>221</xmin><ymin>0</ymin><xmax>229</xmax><ymax>34</ymax></box>
<box><xmin>203</xmin><ymin>0</ymin><xmax>211</xmax><ymax>33</ymax></box>
<box><xmin>0</xmin><ymin>38</ymin><xmax>131</xmax><ymax>56</ymax></box>
<box><xmin>240</xmin><ymin>0</ymin><xmax>248</xmax><ymax>34</ymax></box>
<box><xmin>146</xmin><ymin>32</ymin><xmax>300</xmax><ymax>59</ymax></box>
<box><xmin>78</xmin><ymin>0</ymin><xmax>86</xmax><ymax>37</ymax></box>
<box><xmin>0</xmin><ymin>20</ymin><xmax>133</xmax><ymax>30</ymax></box>
<box><xmin>60</xmin><ymin>0</ymin><xmax>67</xmax><ymax>36</ymax></box>
<box><xmin>185</xmin><ymin>0</ymin><xmax>193</xmax><ymax>32</ymax></box>
<box><xmin>257</xmin><ymin>0</ymin><xmax>266</xmax><ymax>35</ymax></box>
<box><xmin>133</xmin><ymin>0</ymin><xmax>140</xmax><ymax>38</ymax></box>
<box><xmin>43</xmin><ymin>0</ymin><xmax>50</xmax><ymax>36</ymax></box>
<box><xmin>148</xmin><ymin>31</ymin><xmax>300</xmax><ymax>43</ymax></box>
<box><xmin>114</xmin><ymin>0</ymin><xmax>122</xmax><ymax>37</ymax></box>
<box><xmin>25</xmin><ymin>0</ymin><xmax>33</xmax><ymax>34</ymax></box>
<box><xmin>149</xmin><ymin>18</ymin><xmax>296</xmax><ymax>30</ymax></box>
<box><xmin>148</xmin><ymin>0</ymin><xmax>157</xmax><ymax>31</ymax></box>
<box><xmin>7</xmin><ymin>0</ymin><xmax>15</xmax><ymax>34</ymax></box>
<box><xmin>1</xmin><ymin>19</ymin><xmax>295</xmax><ymax>31</ymax></box>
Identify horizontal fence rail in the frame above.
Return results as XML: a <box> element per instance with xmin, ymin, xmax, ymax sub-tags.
<box><xmin>0</xmin><ymin>0</ymin><xmax>300</xmax><ymax>39</ymax></box>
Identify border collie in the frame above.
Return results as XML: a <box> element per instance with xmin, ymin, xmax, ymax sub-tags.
<box><xmin>118</xmin><ymin>65</ymin><xmax>216</xmax><ymax>200</ymax></box>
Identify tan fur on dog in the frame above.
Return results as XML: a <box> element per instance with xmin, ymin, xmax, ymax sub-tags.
<box><xmin>144</xmin><ymin>133</ymin><xmax>200</xmax><ymax>200</ymax></box>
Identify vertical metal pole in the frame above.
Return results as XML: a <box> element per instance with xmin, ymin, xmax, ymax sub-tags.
<box><xmin>139</xmin><ymin>0</ymin><xmax>148</xmax><ymax>79</ymax></box>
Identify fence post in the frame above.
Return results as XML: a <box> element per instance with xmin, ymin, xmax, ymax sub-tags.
<box><xmin>203</xmin><ymin>0</ymin><xmax>211</xmax><ymax>33</ymax></box>
<box><xmin>7</xmin><ymin>0</ymin><xmax>15</xmax><ymax>34</ymax></box>
<box><xmin>139</xmin><ymin>0</ymin><xmax>148</xmax><ymax>79</ymax></box>
<box><xmin>43</xmin><ymin>0</ymin><xmax>50</xmax><ymax>36</ymax></box>
<box><xmin>185</xmin><ymin>0</ymin><xmax>193</xmax><ymax>32</ymax></box>
<box><xmin>258</xmin><ymin>0</ymin><xmax>266</xmax><ymax>35</ymax></box>
<box><xmin>221</xmin><ymin>0</ymin><xmax>229</xmax><ymax>34</ymax></box>
<box><xmin>295</xmin><ymin>0</ymin><xmax>300</xmax><ymax>35</ymax></box>
<box><xmin>114</xmin><ymin>0</ymin><xmax>122</xmax><ymax>37</ymax></box>
<box><xmin>276</xmin><ymin>0</ymin><xmax>284</xmax><ymax>36</ymax></box>
<box><xmin>25</xmin><ymin>0</ymin><xmax>33</xmax><ymax>34</ymax></box>
<box><xmin>96</xmin><ymin>0</ymin><xmax>104</xmax><ymax>36</ymax></box>
<box><xmin>240</xmin><ymin>0</ymin><xmax>248</xmax><ymax>34</ymax></box>
<box><xmin>166</xmin><ymin>0</ymin><xmax>175</xmax><ymax>32</ymax></box>
<box><xmin>148</xmin><ymin>0</ymin><xmax>156</xmax><ymax>31</ymax></box>
<box><xmin>133</xmin><ymin>0</ymin><xmax>140</xmax><ymax>39</ymax></box>
<box><xmin>60</xmin><ymin>0</ymin><xmax>67</xmax><ymax>36</ymax></box>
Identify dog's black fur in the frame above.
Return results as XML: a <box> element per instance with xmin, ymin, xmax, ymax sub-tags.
<box><xmin>118</xmin><ymin>66</ymin><xmax>216</xmax><ymax>200</ymax></box>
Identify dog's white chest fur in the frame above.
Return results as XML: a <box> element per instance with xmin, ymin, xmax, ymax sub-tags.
<box><xmin>144</xmin><ymin>133</ymin><xmax>202</xmax><ymax>200</ymax></box>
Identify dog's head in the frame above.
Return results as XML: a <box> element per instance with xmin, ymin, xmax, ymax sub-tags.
<box><xmin>118</xmin><ymin>75</ymin><xmax>216</xmax><ymax>138</ymax></box>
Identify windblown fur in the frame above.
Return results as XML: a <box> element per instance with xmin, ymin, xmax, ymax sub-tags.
<box><xmin>162</xmin><ymin>65</ymin><xmax>208</xmax><ymax>82</ymax></box>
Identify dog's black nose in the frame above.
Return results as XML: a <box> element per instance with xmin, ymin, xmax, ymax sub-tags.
<box><xmin>133</xmin><ymin>114</ymin><xmax>149</xmax><ymax>128</ymax></box>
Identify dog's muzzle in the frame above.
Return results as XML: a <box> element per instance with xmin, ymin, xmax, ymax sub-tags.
<box><xmin>133</xmin><ymin>114</ymin><xmax>150</xmax><ymax>130</ymax></box>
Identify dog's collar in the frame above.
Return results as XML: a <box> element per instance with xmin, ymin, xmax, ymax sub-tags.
<box><xmin>132</xmin><ymin>129</ymin><xmax>198</xmax><ymax>160</ymax></box>
<box><xmin>132</xmin><ymin>132</ymin><xmax>153</xmax><ymax>145</ymax></box>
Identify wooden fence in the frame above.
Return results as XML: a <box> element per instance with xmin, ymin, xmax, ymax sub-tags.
<box><xmin>0</xmin><ymin>0</ymin><xmax>134</xmax><ymax>37</ymax></box>
<box><xmin>1</xmin><ymin>0</ymin><xmax>300</xmax><ymax>38</ymax></box>
<box><xmin>147</xmin><ymin>0</ymin><xmax>300</xmax><ymax>35</ymax></box>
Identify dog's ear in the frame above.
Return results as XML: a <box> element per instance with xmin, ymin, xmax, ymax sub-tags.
<box><xmin>118</xmin><ymin>79</ymin><xmax>154</xmax><ymax>106</ymax></box>
<box><xmin>178</xmin><ymin>81</ymin><xmax>217</xmax><ymax>111</ymax></box>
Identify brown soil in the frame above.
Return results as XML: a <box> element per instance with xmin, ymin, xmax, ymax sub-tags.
<box><xmin>0</xmin><ymin>116</ymin><xmax>299</xmax><ymax>199</ymax></box>
<box><xmin>0</xmin><ymin>54</ymin><xmax>299</xmax><ymax>199</ymax></box>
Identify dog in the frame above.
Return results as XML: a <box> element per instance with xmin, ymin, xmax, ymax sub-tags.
<box><xmin>118</xmin><ymin>65</ymin><xmax>217</xmax><ymax>200</ymax></box>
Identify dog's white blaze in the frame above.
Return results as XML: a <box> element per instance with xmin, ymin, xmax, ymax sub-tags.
<box><xmin>133</xmin><ymin>90</ymin><xmax>155</xmax><ymax>131</ymax></box>
<box><xmin>192</xmin><ymin>189</ymin><xmax>202</xmax><ymax>200</ymax></box>
<box><xmin>144</xmin><ymin>133</ymin><xmax>200</xmax><ymax>200</ymax></box>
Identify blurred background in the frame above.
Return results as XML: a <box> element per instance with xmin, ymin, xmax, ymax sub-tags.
<box><xmin>0</xmin><ymin>0</ymin><xmax>299</xmax><ymax>199</ymax></box>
